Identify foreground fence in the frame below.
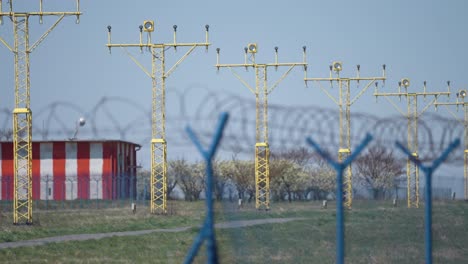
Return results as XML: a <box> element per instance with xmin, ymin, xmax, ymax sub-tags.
<box><xmin>0</xmin><ymin>109</ymin><xmax>465</xmax><ymax>263</ymax></box>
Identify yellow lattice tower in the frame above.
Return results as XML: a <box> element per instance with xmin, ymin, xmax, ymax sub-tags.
<box><xmin>305</xmin><ymin>62</ymin><xmax>386</xmax><ymax>209</ymax></box>
<box><xmin>106</xmin><ymin>21</ymin><xmax>210</xmax><ymax>214</ymax></box>
<box><xmin>216</xmin><ymin>44</ymin><xmax>307</xmax><ymax>210</ymax></box>
<box><xmin>0</xmin><ymin>0</ymin><xmax>81</xmax><ymax>225</ymax></box>
<box><xmin>434</xmin><ymin>89</ymin><xmax>468</xmax><ymax>200</ymax></box>
<box><xmin>375</xmin><ymin>79</ymin><xmax>450</xmax><ymax>208</ymax></box>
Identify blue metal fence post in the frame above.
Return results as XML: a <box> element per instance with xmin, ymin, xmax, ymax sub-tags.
<box><xmin>395</xmin><ymin>138</ymin><xmax>460</xmax><ymax>264</ymax></box>
<box><xmin>306</xmin><ymin>133</ymin><xmax>373</xmax><ymax>264</ymax></box>
<box><xmin>184</xmin><ymin>112</ymin><xmax>229</xmax><ymax>264</ymax></box>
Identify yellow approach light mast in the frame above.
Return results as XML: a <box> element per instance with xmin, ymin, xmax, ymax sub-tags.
<box><xmin>216</xmin><ymin>45</ymin><xmax>307</xmax><ymax>210</ymax></box>
<box><xmin>434</xmin><ymin>89</ymin><xmax>467</xmax><ymax>200</ymax></box>
<box><xmin>0</xmin><ymin>0</ymin><xmax>81</xmax><ymax>225</ymax></box>
<box><xmin>107</xmin><ymin>21</ymin><xmax>210</xmax><ymax>214</ymax></box>
<box><xmin>305</xmin><ymin>63</ymin><xmax>386</xmax><ymax>209</ymax></box>
<box><xmin>375</xmin><ymin>80</ymin><xmax>450</xmax><ymax>208</ymax></box>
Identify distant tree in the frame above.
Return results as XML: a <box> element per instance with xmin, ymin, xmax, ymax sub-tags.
<box><xmin>310</xmin><ymin>156</ymin><xmax>336</xmax><ymax>200</ymax></box>
<box><xmin>293</xmin><ymin>169</ymin><xmax>312</xmax><ymax>201</ymax></box>
<box><xmin>229</xmin><ymin>156</ymin><xmax>255</xmax><ymax>202</ymax></box>
<box><xmin>277</xmin><ymin>148</ymin><xmax>315</xmax><ymax>166</ymax></box>
<box><xmin>269</xmin><ymin>158</ymin><xmax>294</xmax><ymax>202</ymax></box>
<box><xmin>354</xmin><ymin>144</ymin><xmax>404</xmax><ymax>199</ymax></box>
<box><xmin>271</xmin><ymin>148</ymin><xmax>315</xmax><ymax>201</ymax></box>
<box><xmin>270</xmin><ymin>148</ymin><xmax>336</xmax><ymax>202</ymax></box>
<box><xmin>279</xmin><ymin>163</ymin><xmax>312</xmax><ymax>202</ymax></box>
<box><xmin>167</xmin><ymin>171</ymin><xmax>178</xmax><ymax>199</ymax></box>
<box><xmin>189</xmin><ymin>162</ymin><xmax>207</xmax><ymax>201</ymax></box>
<box><xmin>214</xmin><ymin>160</ymin><xmax>233</xmax><ymax>201</ymax></box>
<box><xmin>136</xmin><ymin>169</ymin><xmax>151</xmax><ymax>200</ymax></box>
<box><xmin>171</xmin><ymin>159</ymin><xmax>204</xmax><ymax>201</ymax></box>
<box><xmin>168</xmin><ymin>160</ymin><xmax>196</xmax><ymax>199</ymax></box>
<box><xmin>137</xmin><ymin>163</ymin><xmax>178</xmax><ymax>200</ymax></box>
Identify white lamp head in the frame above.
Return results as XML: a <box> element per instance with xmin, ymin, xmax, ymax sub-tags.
<box><xmin>401</xmin><ymin>78</ymin><xmax>410</xmax><ymax>88</ymax></box>
<box><xmin>332</xmin><ymin>61</ymin><xmax>342</xmax><ymax>72</ymax></box>
<box><xmin>78</xmin><ymin>117</ymin><xmax>86</xmax><ymax>127</ymax></box>
<box><xmin>143</xmin><ymin>20</ymin><xmax>154</xmax><ymax>32</ymax></box>
<box><xmin>247</xmin><ymin>43</ymin><xmax>257</xmax><ymax>53</ymax></box>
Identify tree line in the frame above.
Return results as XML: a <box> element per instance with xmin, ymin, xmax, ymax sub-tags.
<box><xmin>138</xmin><ymin>143</ymin><xmax>404</xmax><ymax>202</ymax></box>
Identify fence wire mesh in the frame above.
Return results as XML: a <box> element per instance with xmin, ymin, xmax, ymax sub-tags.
<box><xmin>0</xmin><ymin>93</ymin><xmax>467</xmax><ymax>263</ymax></box>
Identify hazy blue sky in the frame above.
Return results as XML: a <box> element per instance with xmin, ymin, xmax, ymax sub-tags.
<box><xmin>0</xmin><ymin>0</ymin><xmax>467</xmax><ymax>170</ymax></box>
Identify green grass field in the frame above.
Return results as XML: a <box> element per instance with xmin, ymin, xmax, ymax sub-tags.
<box><xmin>0</xmin><ymin>200</ymin><xmax>466</xmax><ymax>263</ymax></box>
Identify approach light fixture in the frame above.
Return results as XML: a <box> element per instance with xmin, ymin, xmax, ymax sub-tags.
<box><xmin>401</xmin><ymin>78</ymin><xmax>410</xmax><ymax>88</ymax></box>
<box><xmin>143</xmin><ymin>20</ymin><xmax>154</xmax><ymax>32</ymax></box>
<box><xmin>70</xmin><ymin>117</ymin><xmax>86</xmax><ymax>141</ymax></box>
<box><xmin>247</xmin><ymin>43</ymin><xmax>257</xmax><ymax>53</ymax></box>
<box><xmin>332</xmin><ymin>61</ymin><xmax>342</xmax><ymax>72</ymax></box>
<box><xmin>457</xmin><ymin>89</ymin><xmax>467</xmax><ymax>98</ymax></box>
<box><xmin>78</xmin><ymin>117</ymin><xmax>86</xmax><ymax>127</ymax></box>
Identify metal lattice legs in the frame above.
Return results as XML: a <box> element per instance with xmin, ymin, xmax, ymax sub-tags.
<box><xmin>407</xmin><ymin>153</ymin><xmax>420</xmax><ymax>208</ymax></box>
<box><xmin>255</xmin><ymin>143</ymin><xmax>270</xmax><ymax>210</ymax></box>
<box><xmin>150</xmin><ymin>139</ymin><xmax>167</xmax><ymax>214</ymax></box>
<box><xmin>407</xmin><ymin>96</ymin><xmax>419</xmax><ymax>208</ymax></box>
<box><xmin>13</xmin><ymin>108</ymin><xmax>32</xmax><ymax>224</ymax></box>
<box><xmin>2</xmin><ymin>2</ymin><xmax>81</xmax><ymax>225</ymax></box>
<box><xmin>338</xmin><ymin>149</ymin><xmax>352</xmax><ymax>209</ymax></box>
<box><xmin>12</xmin><ymin>16</ymin><xmax>32</xmax><ymax>225</ymax></box>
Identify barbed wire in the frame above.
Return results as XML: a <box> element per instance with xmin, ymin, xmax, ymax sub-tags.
<box><xmin>0</xmin><ymin>87</ymin><xmax>464</xmax><ymax>163</ymax></box>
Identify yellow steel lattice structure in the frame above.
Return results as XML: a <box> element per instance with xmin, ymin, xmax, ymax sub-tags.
<box><xmin>13</xmin><ymin>17</ymin><xmax>32</xmax><ymax>225</ymax></box>
<box><xmin>216</xmin><ymin>45</ymin><xmax>307</xmax><ymax>210</ymax></box>
<box><xmin>305</xmin><ymin>63</ymin><xmax>386</xmax><ymax>209</ymax></box>
<box><xmin>407</xmin><ymin>95</ymin><xmax>420</xmax><ymax>207</ymax></box>
<box><xmin>0</xmin><ymin>0</ymin><xmax>81</xmax><ymax>225</ymax></box>
<box><xmin>375</xmin><ymin>80</ymin><xmax>450</xmax><ymax>208</ymax></box>
<box><xmin>434</xmin><ymin>90</ymin><xmax>468</xmax><ymax>200</ymax></box>
<box><xmin>151</xmin><ymin>46</ymin><xmax>167</xmax><ymax>214</ymax></box>
<box><xmin>106</xmin><ymin>22</ymin><xmax>210</xmax><ymax>214</ymax></box>
<box><xmin>255</xmin><ymin>64</ymin><xmax>269</xmax><ymax>208</ymax></box>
